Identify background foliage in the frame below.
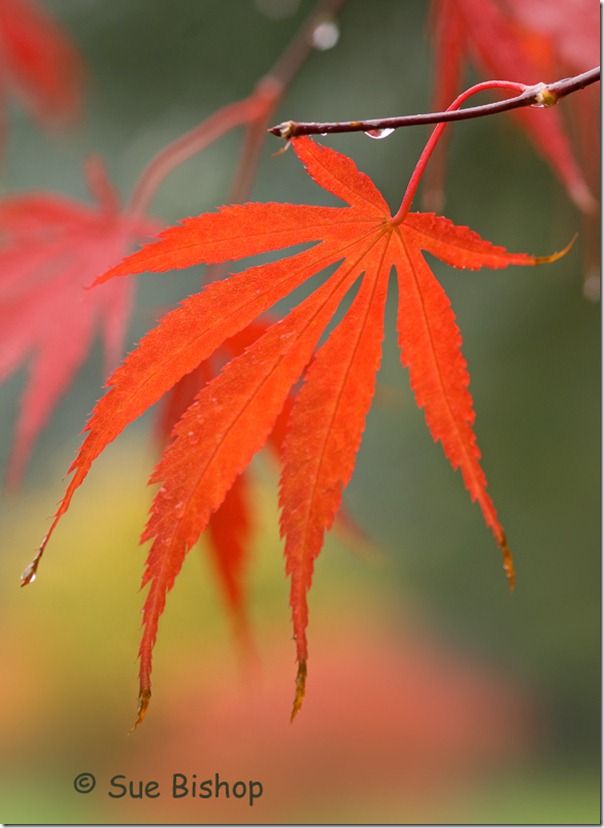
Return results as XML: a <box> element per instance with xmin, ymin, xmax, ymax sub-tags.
<box><xmin>0</xmin><ymin>0</ymin><xmax>599</xmax><ymax>823</ymax></box>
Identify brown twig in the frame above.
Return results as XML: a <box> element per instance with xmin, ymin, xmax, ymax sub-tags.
<box><xmin>268</xmin><ymin>66</ymin><xmax>600</xmax><ymax>139</ymax></box>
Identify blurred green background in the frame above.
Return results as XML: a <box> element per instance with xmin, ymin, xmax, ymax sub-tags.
<box><xmin>0</xmin><ymin>0</ymin><xmax>599</xmax><ymax>823</ymax></box>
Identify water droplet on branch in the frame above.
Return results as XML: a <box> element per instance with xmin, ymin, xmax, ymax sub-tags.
<box><xmin>364</xmin><ymin>128</ymin><xmax>394</xmax><ymax>140</ymax></box>
<box><xmin>21</xmin><ymin>561</ymin><xmax>38</xmax><ymax>585</ymax></box>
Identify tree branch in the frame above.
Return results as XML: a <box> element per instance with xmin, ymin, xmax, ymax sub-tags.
<box><xmin>268</xmin><ymin>66</ymin><xmax>600</xmax><ymax>139</ymax></box>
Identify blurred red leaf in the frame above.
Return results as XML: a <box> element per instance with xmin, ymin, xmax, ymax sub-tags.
<box><xmin>503</xmin><ymin>0</ymin><xmax>599</xmax><ymax>71</ymax></box>
<box><xmin>129</xmin><ymin>620</ymin><xmax>535</xmax><ymax>823</ymax></box>
<box><xmin>0</xmin><ymin>0</ymin><xmax>83</xmax><ymax>150</ymax></box>
<box><xmin>0</xmin><ymin>157</ymin><xmax>154</xmax><ymax>484</ymax></box>
<box><xmin>427</xmin><ymin>0</ymin><xmax>597</xmax><ymax>213</ymax></box>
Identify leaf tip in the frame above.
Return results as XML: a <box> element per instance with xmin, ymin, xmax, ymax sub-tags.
<box><xmin>130</xmin><ymin>688</ymin><xmax>152</xmax><ymax>732</ymax></box>
<box><xmin>20</xmin><ymin>538</ymin><xmax>47</xmax><ymax>586</ymax></box>
<box><xmin>533</xmin><ymin>233</ymin><xmax>577</xmax><ymax>266</ymax></box>
<box><xmin>20</xmin><ymin>564</ymin><xmax>37</xmax><ymax>587</ymax></box>
<box><xmin>500</xmin><ymin>532</ymin><xmax>516</xmax><ymax>592</ymax></box>
<box><xmin>290</xmin><ymin>660</ymin><xmax>307</xmax><ymax>722</ymax></box>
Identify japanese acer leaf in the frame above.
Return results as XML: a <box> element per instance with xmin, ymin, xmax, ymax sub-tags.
<box><xmin>26</xmin><ymin>137</ymin><xmax>568</xmax><ymax>724</ymax></box>
<box><xmin>153</xmin><ymin>320</ymin><xmax>283</xmax><ymax>648</ymax></box>
<box><xmin>155</xmin><ymin>317</ymin><xmax>368</xmax><ymax>651</ymax></box>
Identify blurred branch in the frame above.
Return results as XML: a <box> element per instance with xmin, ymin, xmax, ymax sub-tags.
<box><xmin>129</xmin><ymin>0</ymin><xmax>347</xmax><ymax>217</ymax></box>
<box><xmin>268</xmin><ymin>66</ymin><xmax>600</xmax><ymax>139</ymax></box>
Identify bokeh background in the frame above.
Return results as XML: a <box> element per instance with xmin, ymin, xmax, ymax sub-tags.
<box><xmin>0</xmin><ymin>0</ymin><xmax>599</xmax><ymax>823</ymax></box>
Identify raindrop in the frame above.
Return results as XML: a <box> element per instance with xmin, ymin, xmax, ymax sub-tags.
<box><xmin>21</xmin><ymin>563</ymin><xmax>37</xmax><ymax>584</ymax></box>
<box><xmin>364</xmin><ymin>128</ymin><xmax>394</xmax><ymax>140</ymax></box>
<box><xmin>187</xmin><ymin>430</ymin><xmax>198</xmax><ymax>445</ymax></box>
<box><xmin>311</xmin><ymin>20</ymin><xmax>339</xmax><ymax>51</ymax></box>
<box><xmin>158</xmin><ymin>485</ymin><xmax>172</xmax><ymax>500</ymax></box>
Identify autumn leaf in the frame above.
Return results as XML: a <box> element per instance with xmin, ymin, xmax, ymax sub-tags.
<box><xmin>26</xmin><ymin>137</ymin><xmax>569</xmax><ymax>724</ymax></box>
<box><xmin>155</xmin><ymin>317</ymin><xmax>368</xmax><ymax>650</ymax></box>
<box><xmin>154</xmin><ymin>320</ymin><xmax>276</xmax><ymax>648</ymax></box>
<box><xmin>427</xmin><ymin>0</ymin><xmax>596</xmax><ymax>213</ymax></box>
<box><xmin>0</xmin><ymin>157</ymin><xmax>154</xmax><ymax>485</ymax></box>
<box><xmin>0</xmin><ymin>0</ymin><xmax>83</xmax><ymax>152</ymax></box>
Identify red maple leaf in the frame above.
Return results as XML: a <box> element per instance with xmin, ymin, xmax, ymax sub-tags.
<box><xmin>25</xmin><ymin>137</ymin><xmax>569</xmax><ymax>724</ymax></box>
<box><xmin>156</xmin><ymin>317</ymin><xmax>369</xmax><ymax>648</ymax></box>
<box><xmin>427</xmin><ymin>0</ymin><xmax>596</xmax><ymax>213</ymax></box>
<box><xmin>154</xmin><ymin>320</ymin><xmax>283</xmax><ymax>648</ymax></box>
<box><xmin>0</xmin><ymin>0</ymin><xmax>83</xmax><ymax>151</ymax></box>
<box><xmin>0</xmin><ymin>157</ymin><xmax>154</xmax><ymax>484</ymax></box>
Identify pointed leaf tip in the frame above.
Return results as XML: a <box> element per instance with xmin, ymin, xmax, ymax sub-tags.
<box><xmin>20</xmin><ymin>540</ymin><xmax>46</xmax><ymax>586</ymax></box>
<box><xmin>291</xmin><ymin>136</ymin><xmax>389</xmax><ymax>213</ymax></box>
<box><xmin>130</xmin><ymin>689</ymin><xmax>152</xmax><ymax>732</ymax></box>
<box><xmin>20</xmin><ymin>563</ymin><xmax>37</xmax><ymax>586</ymax></box>
<box><xmin>290</xmin><ymin>660</ymin><xmax>307</xmax><ymax>722</ymax></box>
<box><xmin>500</xmin><ymin>533</ymin><xmax>516</xmax><ymax>591</ymax></box>
<box><xmin>533</xmin><ymin>233</ymin><xmax>577</xmax><ymax>266</ymax></box>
